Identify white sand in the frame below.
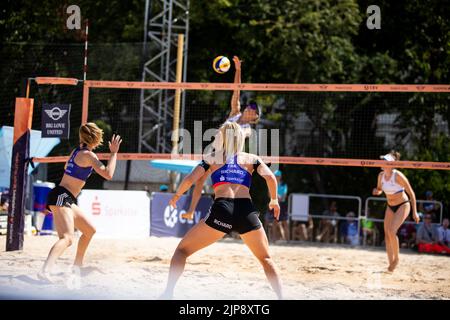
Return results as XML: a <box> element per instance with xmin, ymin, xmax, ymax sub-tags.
<box><xmin>0</xmin><ymin>235</ymin><xmax>448</xmax><ymax>300</ymax></box>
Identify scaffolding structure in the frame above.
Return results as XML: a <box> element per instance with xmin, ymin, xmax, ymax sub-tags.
<box><xmin>139</xmin><ymin>0</ymin><xmax>189</xmax><ymax>152</ymax></box>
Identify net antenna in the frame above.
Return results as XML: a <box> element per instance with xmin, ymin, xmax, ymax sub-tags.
<box><xmin>83</xmin><ymin>19</ymin><xmax>89</xmax><ymax>81</ymax></box>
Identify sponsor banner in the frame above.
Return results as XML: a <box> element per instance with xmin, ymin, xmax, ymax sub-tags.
<box><xmin>78</xmin><ymin>189</ymin><xmax>150</xmax><ymax>238</ymax></box>
<box><xmin>289</xmin><ymin>194</ymin><xmax>309</xmax><ymax>222</ymax></box>
<box><xmin>41</xmin><ymin>103</ymin><xmax>71</xmax><ymax>138</ymax></box>
<box><xmin>150</xmin><ymin>192</ymin><xmax>213</xmax><ymax>237</ymax></box>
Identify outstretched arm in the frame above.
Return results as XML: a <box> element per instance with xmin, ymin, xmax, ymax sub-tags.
<box><xmin>229</xmin><ymin>56</ymin><xmax>241</xmax><ymax>117</ymax></box>
<box><xmin>169</xmin><ymin>165</ymin><xmax>206</xmax><ymax>208</ymax></box>
<box><xmin>87</xmin><ymin>134</ymin><xmax>122</xmax><ymax>180</ymax></box>
<box><xmin>256</xmin><ymin>159</ymin><xmax>280</xmax><ymax>220</ymax></box>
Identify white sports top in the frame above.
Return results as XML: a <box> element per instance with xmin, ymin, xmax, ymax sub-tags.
<box><xmin>226</xmin><ymin>113</ymin><xmax>250</xmax><ymax>129</ymax></box>
<box><xmin>381</xmin><ymin>170</ymin><xmax>405</xmax><ymax>195</ymax></box>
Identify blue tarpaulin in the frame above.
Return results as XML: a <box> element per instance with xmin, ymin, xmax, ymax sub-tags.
<box><xmin>149</xmin><ymin>159</ymin><xmax>200</xmax><ymax>174</ymax></box>
<box><xmin>0</xmin><ymin>126</ymin><xmax>60</xmax><ymax>188</ymax></box>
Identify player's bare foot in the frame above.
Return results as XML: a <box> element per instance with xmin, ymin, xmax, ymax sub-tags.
<box><xmin>37</xmin><ymin>269</ymin><xmax>55</xmax><ymax>283</ymax></box>
<box><xmin>387</xmin><ymin>258</ymin><xmax>399</xmax><ymax>272</ymax></box>
<box><xmin>158</xmin><ymin>290</ymin><xmax>173</xmax><ymax>300</ymax></box>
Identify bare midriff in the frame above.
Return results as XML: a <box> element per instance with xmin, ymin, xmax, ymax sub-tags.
<box><xmin>59</xmin><ymin>174</ymin><xmax>86</xmax><ymax>198</ymax></box>
<box><xmin>213</xmin><ymin>183</ymin><xmax>251</xmax><ymax>199</ymax></box>
<box><xmin>386</xmin><ymin>191</ymin><xmax>409</xmax><ymax>206</ymax></box>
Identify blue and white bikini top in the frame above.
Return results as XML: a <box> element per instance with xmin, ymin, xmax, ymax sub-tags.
<box><xmin>210</xmin><ymin>155</ymin><xmax>252</xmax><ymax>188</ymax></box>
<box><xmin>199</xmin><ymin>154</ymin><xmax>260</xmax><ymax>189</ymax></box>
<box><xmin>64</xmin><ymin>146</ymin><xmax>93</xmax><ymax>182</ymax></box>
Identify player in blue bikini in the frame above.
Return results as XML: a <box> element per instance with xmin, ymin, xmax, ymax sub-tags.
<box><xmin>39</xmin><ymin>123</ymin><xmax>122</xmax><ymax>281</ymax></box>
<box><xmin>182</xmin><ymin>56</ymin><xmax>261</xmax><ymax>220</ymax></box>
<box><xmin>161</xmin><ymin>122</ymin><xmax>283</xmax><ymax>299</ymax></box>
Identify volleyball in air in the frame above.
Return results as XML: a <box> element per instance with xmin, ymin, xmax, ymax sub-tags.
<box><xmin>212</xmin><ymin>56</ymin><xmax>231</xmax><ymax>74</ymax></box>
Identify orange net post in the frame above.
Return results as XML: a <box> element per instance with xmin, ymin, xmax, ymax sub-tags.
<box><xmin>34</xmin><ymin>77</ymin><xmax>79</xmax><ymax>86</ymax></box>
<box><xmin>82</xmin><ymin>82</ymin><xmax>90</xmax><ymax>124</ymax></box>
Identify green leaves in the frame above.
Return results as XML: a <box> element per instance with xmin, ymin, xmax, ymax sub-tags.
<box><xmin>404</xmin><ymin>134</ymin><xmax>450</xmax><ymax>203</ymax></box>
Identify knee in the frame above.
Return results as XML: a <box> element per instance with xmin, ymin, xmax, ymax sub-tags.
<box><xmin>259</xmin><ymin>256</ymin><xmax>274</xmax><ymax>268</ymax></box>
<box><xmin>386</xmin><ymin>228</ymin><xmax>397</xmax><ymax>238</ymax></box>
<box><xmin>384</xmin><ymin>226</ymin><xmax>392</xmax><ymax>236</ymax></box>
<box><xmin>384</xmin><ymin>232</ymin><xmax>391</xmax><ymax>241</ymax></box>
<box><xmin>61</xmin><ymin>234</ymin><xmax>74</xmax><ymax>247</ymax></box>
<box><xmin>174</xmin><ymin>246</ymin><xmax>190</xmax><ymax>260</ymax></box>
<box><xmin>85</xmin><ymin>226</ymin><xmax>96</xmax><ymax>238</ymax></box>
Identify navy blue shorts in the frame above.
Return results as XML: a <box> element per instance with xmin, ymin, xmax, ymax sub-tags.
<box><xmin>204</xmin><ymin>198</ymin><xmax>262</xmax><ymax>234</ymax></box>
<box><xmin>46</xmin><ymin>186</ymin><xmax>77</xmax><ymax>211</ymax></box>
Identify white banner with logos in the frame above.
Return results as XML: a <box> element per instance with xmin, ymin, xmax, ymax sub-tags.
<box><xmin>289</xmin><ymin>193</ymin><xmax>310</xmax><ymax>221</ymax></box>
<box><xmin>78</xmin><ymin>189</ymin><xmax>150</xmax><ymax>238</ymax></box>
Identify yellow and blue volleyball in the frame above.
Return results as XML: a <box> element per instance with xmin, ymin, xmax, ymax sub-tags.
<box><xmin>212</xmin><ymin>56</ymin><xmax>231</xmax><ymax>74</ymax></box>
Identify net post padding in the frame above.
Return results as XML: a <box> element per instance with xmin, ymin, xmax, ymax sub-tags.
<box><xmin>34</xmin><ymin>77</ymin><xmax>79</xmax><ymax>86</ymax></box>
<box><xmin>7</xmin><ymin>98</ymin><xmax>34</xmax><ymax>251</ymax></box>
<box><xmin>32</xmin><ymin>154</ymin><xmax>450</xmax><ymax>170</ymax></box>
<box><xmin>82</xmin><ymin>82</ymin><xmax>89</xmax><ymax>124</ymax></box>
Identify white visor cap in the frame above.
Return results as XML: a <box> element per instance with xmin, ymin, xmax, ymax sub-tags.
<box><xmin>381</xmin><ymin>154</ymin><xmax>396</xmax><ymax>161</ymax></box>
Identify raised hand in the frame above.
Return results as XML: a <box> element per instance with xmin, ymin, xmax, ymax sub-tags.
<box><xmin>233</xmin><ymin>56</ymin><xmax>241</xmax><ymax>70</ymax></box>
<box><xmin>109</xmin><ymin>134</ymin><xmax>122</xmax><ymax>153</ymax></box>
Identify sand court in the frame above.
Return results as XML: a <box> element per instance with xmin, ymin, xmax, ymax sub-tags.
<box><xmin>0</xmin><ymin>236</ymin><xmax>448</xmax><ymax>300</ymax></box>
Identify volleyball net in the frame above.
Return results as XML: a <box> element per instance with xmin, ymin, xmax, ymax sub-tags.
<box><xmin>5</xmin><ymin>76</ymin><xmax>450</xmax><ymax>250</ymax></box>
<box><xmin>27</xmin><ymin>77</ymin><xmax>450</xmax><ymax>170</ymax></box>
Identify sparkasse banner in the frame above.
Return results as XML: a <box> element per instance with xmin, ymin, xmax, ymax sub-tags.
<box><xmin>78</xmin><ymin>189</ymin><xmax>150</xmax><ymax>238</ymax></box>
